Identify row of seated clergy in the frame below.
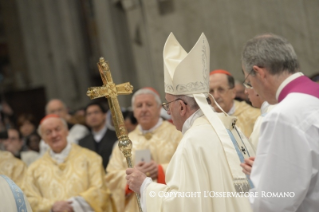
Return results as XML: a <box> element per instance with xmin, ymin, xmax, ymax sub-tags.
<box><xmin>105</xmin><ymin>87</ymin><xmax>183</xmax><ymax>212</ymax></box>
<box><xmin>0</xmin><ymin>87</ymin><xmax>182</xmax><ymax>212</ymax></box>
<box><xmin>1</xmin><ymin>87</ymin><xmax>254</xmax><ymax>212</ymax></box>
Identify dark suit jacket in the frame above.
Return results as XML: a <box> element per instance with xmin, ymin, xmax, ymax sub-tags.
<box><xmin>79</xmin><ymin>128</ymin><xmax>118</xmax><ymax>169</ymax></box>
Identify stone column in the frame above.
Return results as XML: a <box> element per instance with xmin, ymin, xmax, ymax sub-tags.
<box><xmin>14</xmin><ymin>0</ymin><xmax>91</xmax><ymax>110</ymax></box>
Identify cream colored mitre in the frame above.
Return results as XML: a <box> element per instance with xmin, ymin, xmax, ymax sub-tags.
<box><xmin>164</xmin><ymin>33</ymin><xmax>210</xmax><ymax>96</ymax></box>
<box><xmin>163</xmin><ymin>33</ymin><xmax>255</xmax><ymax>192</ymax></box>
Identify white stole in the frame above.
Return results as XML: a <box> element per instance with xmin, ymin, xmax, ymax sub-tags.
<box><xmin>194</xmin><ymin>93</ymin><xmax>255</xmax><ymax>192</ymax></box>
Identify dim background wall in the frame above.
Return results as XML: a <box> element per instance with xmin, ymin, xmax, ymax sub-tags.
<box><xmin>0</xmin><ymin>0</ymin><xmax>318</xmax><ymax>112</ymax></box>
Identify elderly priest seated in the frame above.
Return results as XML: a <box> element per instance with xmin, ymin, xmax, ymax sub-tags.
<box><xmin>24</xmin><ymin>114</ymin><xmax>113</xmax><ymax>212</ymax></box>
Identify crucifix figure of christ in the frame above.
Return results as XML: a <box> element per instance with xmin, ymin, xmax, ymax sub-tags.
<box><xmin>87</xmin><ymin>57</ymin><xmax>143</xmax><ymax>212</ymax></box>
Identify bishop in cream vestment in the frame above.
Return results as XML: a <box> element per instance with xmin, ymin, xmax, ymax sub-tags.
<box><xmin>106</xmin><ymin>120</ymin><xmax>182</xmax><ymax>212</ymax></box>
<box><xmin>25</xmin><ymin>143</ymin><xmax>112</xmax><ymax>212</ymax></box>
<box><xmin>24</xmin><ymin>114</ymin><xmax>113</xmax><ymax>212</ymax></box>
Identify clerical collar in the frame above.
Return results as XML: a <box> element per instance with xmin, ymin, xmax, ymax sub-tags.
<box><xmin>138</xmin><ymin>118</ymin><xmax>163</xmax><ymax>140</ymax></box>
<box><xmin>49</xmin><ymin>142</ymin><xmax>71</xmax><ymax>164</ymax></box>
<box><xmin>92</xmin><ymin>123</ymin><xmax>107</xmax><ymax>143</ymax></box>
<box><xmin>260</xmin><ymin>101</ymin><xmax>270</xmax><ymax>115</ymax></box>
<box><xmin>276</xmin><ymin>72</ymin><xmax>304</xmax><ymax>101</ymax></box>
<box><xmin>227</xmin><ymin>101</ymin><xmax>235</xmax><ymax>115</ymax></box>
<box><xmin>139</xmin><ymin>118</ymin><xmax>163</xmax><ymax>134</ymax></box>
<box><xmin>182</xmin><ymin>109</ymin><xmax>204</xmax><ymax>134</ymax></box>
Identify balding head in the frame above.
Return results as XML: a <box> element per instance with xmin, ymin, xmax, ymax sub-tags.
<box><xmin>209</xmin><ymin>71</ymin><xmax>236</xmax><ymax>113</ymax></box>
<box><xmin>45</xmin><ymin>99</ymin><xmax>68</xmax><ymax>120</ymax></box>
<box><xmin>39</xmin><ymin>116</ymin><xmax>68</xmax><ymax>153</ymax></box>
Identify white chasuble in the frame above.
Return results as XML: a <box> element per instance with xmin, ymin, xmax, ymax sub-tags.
<box><xmin>144</xmin><ymin>115</ymin><xmax>253</xmax><ymax>212</ymax></box>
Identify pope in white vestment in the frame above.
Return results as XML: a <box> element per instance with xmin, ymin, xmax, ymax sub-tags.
<box><xmin>126</xmin><ymin>33</ymin><xmax>254</xmax><ymax>212</ymax></box>
<box><xmin>143</xmin><ymin>110</ymin><xmax>253</xmax><ymax>212</ymax></box>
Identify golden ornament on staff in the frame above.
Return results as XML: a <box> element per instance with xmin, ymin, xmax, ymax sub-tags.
<box><xmin>87</xmin><ymin>57</ymin><xmax>143</xmax><ymax>212</ymax></box>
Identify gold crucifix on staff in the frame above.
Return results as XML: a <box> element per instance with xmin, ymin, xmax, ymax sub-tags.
<box><xmin>87</xmin><ymin>57</ymin><xmax>143</xmax><ymax>212</ymax></box>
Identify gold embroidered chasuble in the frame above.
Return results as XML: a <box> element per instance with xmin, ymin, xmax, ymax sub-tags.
<box><xmin>0</xmin><ymin>150</ymin><xmax>27</xmax><ymax>188</ymax></box>
<box><xmin>24</xmin><ymin>144</ymin><xmax>112</xmax><ymax>212</ymax></box>
<box><xmin>106</xmin><ymin>120</ymin><xmax>182</xmax><ymax>212</ymax></box>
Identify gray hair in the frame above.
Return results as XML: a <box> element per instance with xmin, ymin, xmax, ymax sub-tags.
<box><xmin>241</xmin><ymin>34</ymin><xmax>299</xmax><ymax>75</ymax></box>
<box><xmin>131</xmin><ymin>88</ymin><xmax>162</xmax><ymax>109</ymax></box>
<box><xmin>45</xmin><ymin>99</ymin><xmax>67</xmax><ymax>114</ymax></box>
<box><xmin>37</xmin><ymin>117</ymin><xmax>68</xmax><ymax>137</ymax></box>
<box><xmin>174</xmin><ymin>95</ymin><xmax>199</xmax><ymax>111</ymax></box>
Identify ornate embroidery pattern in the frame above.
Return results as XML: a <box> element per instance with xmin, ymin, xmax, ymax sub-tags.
<box><xmin>165</xmin><ymin>83</ymin><xmax>174</xmax><ymax>92</ymax></box>
<box><xmin>165</xmin><ymin>36</ymin><xmax>209</xmax><ymax>94</ymax></box>
<box><xmin>176</xmin><ymin>82</ymin><xmax>206</xmax><ymax>92</ymax></box>
<box><xmin>1</xmin><ymin>175</ymin><xmax>28</xmax><ymax>212</ymax></box>
<box><xmin>201</xmin><ymin>38</ymin><xmax>209</xmax><ymax>88</ymax></box>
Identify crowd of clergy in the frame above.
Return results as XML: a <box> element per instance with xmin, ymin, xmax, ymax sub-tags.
<box><xmin>0</xmin><ymin>33</ymin><xmax>318</xmax><ymax>212</ymax></box>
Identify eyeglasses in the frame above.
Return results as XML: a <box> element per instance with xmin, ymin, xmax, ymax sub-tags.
<box><xmin>162</xmin><ymin>98</ymin><xmax>187</xmax><ymax>111</ymax></box>
<box><xmin>243</xmin><ymin>69</ymin><xmax>254</xmax><ymax>89</ymax></box>
<box><xmin>243</xmin><ymin>82</ymin><xmax>253</xmax><ymax>89</ymax></box>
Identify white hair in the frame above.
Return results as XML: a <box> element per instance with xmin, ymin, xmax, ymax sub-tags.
<box><xmin>37</xmin><ymin>117</ymin><xmax>68</xmax><ymax>137</ymax></box>
<box><xmin>131</xmin><ymin>88</ymin><xmax>162</xmax><ymax>110</ymax></box>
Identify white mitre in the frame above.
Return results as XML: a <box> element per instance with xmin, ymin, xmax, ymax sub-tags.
<box><xmin>164</xmin><ymin>33</ymin><xmax>210</xmax><ymax>97</ymax></box>
<box><xmin>163</xmin><ymin>33</ymin><xmax>254</xmax><ymax>192</ymax></box>
<box><xmin>163</xmin><ymin>33</ymin><xmax>213</xmax><ymax>122</ymax></box>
